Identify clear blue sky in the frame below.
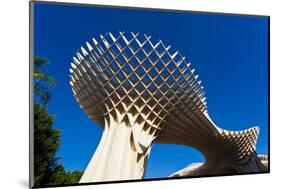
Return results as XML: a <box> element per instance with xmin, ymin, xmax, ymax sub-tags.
<box><xmin>34</xmin><ymin>2</ymin><xmax>269</xmax><ymax>178</ymax></box>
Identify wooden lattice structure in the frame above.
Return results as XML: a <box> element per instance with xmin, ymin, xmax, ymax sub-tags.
<box><xmin>69</xmin><ymin>32</ymin><xmax>267</xmax><ymax>182</ymax></box>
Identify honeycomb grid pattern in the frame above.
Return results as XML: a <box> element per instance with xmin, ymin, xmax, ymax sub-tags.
<box><xmin>70</xmin><ymin>32</ymin><xmax>207</xmax><ymax>130</ymax></box>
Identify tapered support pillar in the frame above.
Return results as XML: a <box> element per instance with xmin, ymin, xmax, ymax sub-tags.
<box><xmin>80</xmin><ymin>112</ymin><xmax>153</xmax><ymax>183</ymax></box>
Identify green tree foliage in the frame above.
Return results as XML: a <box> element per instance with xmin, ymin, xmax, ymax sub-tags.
<box><xmin>34</xmin><ymin>56</ymin><xmax>56</xmax><ymax>106</ymax></box>
<box><xmin>34</xmin><ymin>104</ymin><xmax>83</xmax><ymax>187</ymax></box>
<box><xmin>33</xmin><ymin>56</ymin><xmax>83</xmax><ymax>187</ymax></box>
<box><xmin>34</xmin><ymin>103</ymin><xmax>60</xmax><ymax>187</ymax></box>
<box><xmin>48</xmin><ymin>166</ymin><xmax>83</xmax><ymax>185</ymax></box>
